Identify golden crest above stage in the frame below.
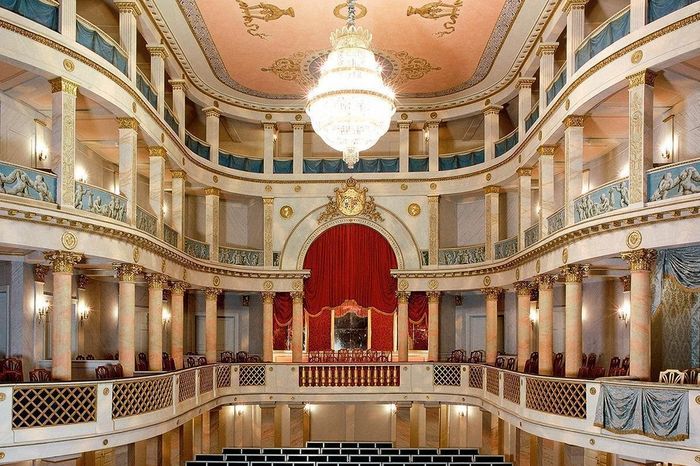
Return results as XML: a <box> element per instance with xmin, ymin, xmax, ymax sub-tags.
<box><xmin>318</xmin><ymin>178</ymin><xmax>384</xmax><ymax>223</ymax></box>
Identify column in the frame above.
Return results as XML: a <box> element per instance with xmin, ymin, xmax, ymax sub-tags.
<box><xmin>262</xmin><ymin>291</ymin><xmax>275</xmax><ymax>362</ymax></box>
<box><xmin>482</xmin><ymin>288</ymin><xmax>503</xmax><ymax>365</ymax></box>
<box><xmin>484</xmin><ymin>186</ymin><xmax>501</xmax><ymax>261</ymax></box>
<box><xmin>205</xmin><ymin>188</ymin><xmax>220</xmax><ymax>258</ymax></box>
<box><xmin>49</xmin><ymin>78</ymin><xmax>78</xmax><ymax>209</ymax></box>
<box><xmin>395</xmin><ymin>402</ymin><xmax>412</xmax><ymax>448</ymax></box>
<box><xmin>537</xmin><ymin>43</ymin><xmax>558</xmax><ymax>111</ymax></box>
<box><xmin>621</xmin><ymin>249</ymin><xmax>656</xmax><ymax>380</ymax></box>
<box><xmin>425</xmin><ymin>121</ymin><xmax>439</xmax><ymax>172</ymax></box>
<box><xmin>564</xmin><ymin>115</ymin><xmax>585</xmax><ymax>225</ymax></box>
<box><xmin>203</xmin><ymin>106</ymin><xmax>221</xmax><ymax>159</ymax></box>
<box><xmin>425</xmin><ymin>403</ymin><xmax>440</xmax><ymax>448</ymax></box>
<box><xmin>566</xmin><ymin>0</ymin><xmax>588</xmax><ymax>79</ymax></box>
<box><xmin>517</xmin><ymin>168</ymin><xmax>532</xmax><ymax>250</ymax></box>
<box><xmin>169</xmin><ymin>79</ymin><xmax>187</xmax><ymax>141</ymax></box>
<box><xmin>428</xmin><ymin>196</ymin><xmax>439</xmax><ymax>266</ymax></box>
<box><xmin>398</xmin><ymin>121</ymin><xmax>411</xmax><ymax>172</ymax></box>
<box><xmin>33</xmin><ymin>265</ymin><xmax>49</xmax><ymax>362</ymax></box>
<box><xmin>117</xmin><ymin>117</ymin><xmax>139</xmax><ymax>225</ymax></box>
<box><xmin>115</xmin><ymin>1</ymin><xmax>140</xmax><ymax>81</ymax></box>
<box><xmin>515</xmin><ymin>281</ymin><xmax>531</xmax><ymax>372</ymax></box>
<box><xmin>170</xmin><ymin>281</ymin><xmax>188</xmax><ymax>369</ymax></box>
<box><xmin>170</xmin><ymin>170</ymin><xmax>186</xmax><ymax>249</ymax></box>
<box><xmin>289</xmin><ymin>403</ymin><xmax>306</xmax><ymax>447</ymax></box>
<box><xmin>538</xmin><ymin>145</ymin><xmax>556</xmax><ymax>238</ymax></box>
<box><xmin>292</xmin><ymin>123</ymin><xmax>305</xmax><ymax>174</ymax></box>
<box><xmin>146</xmin><ymin>273</ymin><xmax>166</xmax><ymax>371</ymax></box>
<box><xmin>260</xmin><ymin>403</ymin><xmax>276</xmax><ymax>448</ymax></box>
<box><xmin>44</xmin><ymin>251</ymin><xmax>81</xmax><ymax>381</ymax></box>
<box><xmin>630</xmin><ymin>0</ymin><xmax>648</xmax><ymax>30</ymax></box>
<box><xmin>263</xmin><ymin>197</ymin><xmax>274</xmax><ymax>267</ymax></box>
<box><xmin>396</xmin><ymin>291</ymin><xmax>410</xmax><ymax>362</ymax></box>
<box><xmin>114</xmin><ymin>263</ymin><xmax>142</xmax><ymax>377</ymax></box>
<box><xmin>517</xmin><ymin>78</ymin><xmax>536</xmax><ymax>139</ymax></box>
<box><xmin>563</xmin><ymin>264</ymin><xmax>589</xmax><ymax>377</ymax></box>
<box><xmin>149</xmin><ymin>146</ymin><xmax>166</xmax><ymax>239</ymax></box>
<box><xmin>537</xmin><ymin>274</ymin><xmax>557</xmax><ymax>375</ymax></box>
<box><xmin>59</xmin><ymin>0</ymin><xmax>76</xmax><ymax>41</ymax></box>
<box><xmin>204</xmin><ymin>288</ymin><xmax>221</xmax><ymax>363</ymax></box>
<box><xmin>483</xmin><ymin>106</ymin><xmax>502</xmax><ymax>161</ymax></box>
<box><xmin>627</xmin><ymin>69</ymin><xmax>656</xmax><ymax>205</ymax></box>
<box><xmin>291</xmin><ymin>290</ymin><xmax>304</xmax><ymax>362</ymax></box>
<box><xmin>427</xmin><ymin>291</ymin><xmax>441</xmax><ymax>361</ymax></box>
<box><xmin>263</xmin><ymin>122</ymin><xmax>277</xmax><ymax>175</ymax></box>
<box><xmin>147</xmin><ymin>45</ymin><xmax>168</xmax><ymax>116</ymax></box>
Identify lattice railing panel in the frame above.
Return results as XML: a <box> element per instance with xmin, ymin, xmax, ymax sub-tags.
<box><xmin>179</xmin><ymin>370</ymin><xmax>196</xmax><ymax>402</ymax></box>
<box><xmin>433</xmin><ymin>365</ymin><xmax>461</xmax><ymax>386</ymax></box>
<box><xmin>298</xmin><ymin>365</ymin><xmax>400</xmax><ymax>387</ymax></box>
<box><xmin>13</xmin><ymin>385</ymin><xmax>97</xmax><ymax>428</ymax></box>
<box><xmin>199</xmin><ymin>366</ymin><xmax>213</xmax><ymax>394</ymax></box>
<box><xmin>468</xmin><ymin>366</ymin><xmax>484</xmax><ymax>389</ymax></box>
<box><xmin>526</xmin><ymin>377</ymin><xmax>587</xmax><ymax>418</ymax></box>
<box><xmin>217</xmin><ymin>365</ymin><xmax>231</xmax><ymax>388</ymax></box>
<box><xmin>504</xmin><ymin>372</ymin><xmax>521</xmax><ymax>404</ymax></box>
<box><xmin>239</xmin><ymin>365</ymin><xmax>266</xmax><ymax>386</ymax></box>
<box><xmin>112</xmin><ymin>375</ymin><xmax>173</xmax><ymax>418</ymax></box>
<box><xmin>486</xmin><ymin>368</ymin><xmax>500</xmax><ymax>395</ymax></box>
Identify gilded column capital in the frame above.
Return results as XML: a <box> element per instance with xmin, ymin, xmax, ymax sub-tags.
<box><xmin>483</xmin><ymin>185</ymin><xmax>501</xmax><ymax>195</ymax></box>
<box><xmin>77</xmin><ymin>274</ymin><xmax>89</xmax><ymax>290</ymax></box>
<box><xmin>426</xmin><ymin>291</ymin><xmax>441</xmax><ymax>303</ymax></box>
<box><xmin>537</xmin><ymin>145</ymin><xmax>556</xmax><ymax>156</ymax></box>
<box><xmin>44</xmin><ymin>251</ymin><xmax>82</xmax><ymax>274</ymax></box>
<box><xmin>561</xmin><ymin>264</ymin><xmax>590</xmax><ymax>282</ymax></box>
<box><xmin>48</xmin><ymin>77</ymin><xmax>78</xmax><ymax>96</ymax></box>
<box><xmin>33</xmin><ymin>264</ymin><xmax>49</xmax><ymax>283</ymax></box>
<box><xmin>397</xmin><ymin>121</ymin><xmax>412</xmax><ymax>129</ymax></box>
<box><xmin>425</xmin><ymin>120</ymin><xmax>440</xmax><ymax>129</ymax></box>
<box><xmin>514</xmin><ymin>281</ymin><xmax>532</xmax><ymax>296</ymax></box>
<box><xmin>168</xmin><ymin>79</ymin><xmax>188</xmax><ymax>92</ymax></box>
<box><xmin>203</xmin><ymin>106</ymin><xmax>221</xmax><ymax>118</ymax></box>
<box><xmin>563</xmin><ymin>115</ymin><xmax>585</xmax><ymax>127</ymax></box>
<box><xmin>564</xmin><ymin>0</ymin><xmax>588</xmax><ymax>12</ymax></box>
<box><xmin>262</xmin><ymin>122</ymin><xmax>277</xmax><ymax>131</ymax></box>
<box><xmin>170</xmin><ymin>170</ymin><xmax>186</xmax><ymax>179</ymax></box>
<box><xmin>396</xmin><ymin>291</ymin><xmax>411</xmax><ymax>304</ymax></box>
<box><xmin>204</xmin><ymin>287</ymin><xmax>222</xmax><ymax>300</ymax></box>
<box><xmin>291</xmin><ymin>291</ymin><xmax>304</xmax><ymax>304</ymax></box>
<box><xmin>517</xmin><ymin>77</ymin><xmax>537</xmax><ymax>89</ymax></box>
<box><xmin>621</xmin><ymin>249</ymin><xmax>657</xmax><ymax>272</ymax></box>
<box><xmin>536</xmin><ymin>273</ymin><xmax>558</xmax><ymax>290</ymax></box>
<box><xmin>114</xmin><ymin>1</ymin><xmax>141</xmax><ymax>16</ymax></box>
<box><xmin>516</xmin><ymin>167</ymin><xmax>532</xmax><ymax>177</ymax></box>
<box><xmin>627</xmin><ymin>69</ymin><xmax>656</xmax><ymax>88</ymax></box>
<box><xmin>116</xmin><ymin>117</ymin><xmax>139</xmax><ymax>131</ymax></box>
<box><xmin>146</xmin><ymin>44</ymin><xmax>168</xmax><ymax>59</ymax></box>
<box><xmin>481</xmin><ymin>287</ymin><xmax>503</xmax><ymax>300</ymax></box>
<box><xmin>113</xmin><ymin>263</ymin><xmax>143</xmax><ymax>282</ymax></box>
<box><xmin>170</xmin><ymin>281</ymin><xmax>190</xmax><ymax>295</ymax></box>
<box><xmin>204</xmin><ymin>187</ymin><xmax>221</xmax><ymax>197</ymax></box>
<box><xmin>148</xmin><ymin>146</ymin><xmax>167</xmax><ymax>158</ymax></box>
<box><xmin>483</xmin><ymin>105</ymin><xmax>503</xmax><ymax>116</ymax></box>
<box><xmin>292</xmin><ymin>122</ymin><xmax>306</xmax><ymax>131</ymax></box>
<box><xmin>263</xmin><ymin>197</ymin><xmax>275</xmax><ymax>205</ymax></box>
<box><xmin>261</xmin><ymin>291</ymin><xmax>276</xmax><ymax>304</ymax></box>
<box><xmin>536</xmin><ymin>42</ymin><xmax>559</xmax><ymax>56</ymax></box>
<box><xmin>145</xmin><ymin>273</ymin><xmax>168</xmax><ymax>289</ymax></box>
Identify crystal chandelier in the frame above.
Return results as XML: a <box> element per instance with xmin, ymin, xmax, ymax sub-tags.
<box><xmin>306</xmin><ymin>0</ymin><xmax>395</xmax><ymax>168</ymax></box>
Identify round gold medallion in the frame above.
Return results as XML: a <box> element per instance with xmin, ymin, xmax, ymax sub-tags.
<box><xmin>590</xmin><ymin>387</ymin><xmax>597</xmax><ymax>395</ymax></box>
<box><xmin>631</xmin><ymin>50</ymin><xmax>643</xmax><ymax>64</ymax></box>
<box><xmin>292</xmin><ymin>280</ymin><xmax>303</xmax><ymax>291</ymax></box>
<box><xmin>213</xmin><ymin>175</ymin><xmax>219</xmax><ymax>183</ymax></box>
<box><xmin>429</xmin><ymin>111</ymin><xmax>438</xmax><ymax>119</ymax></box>
<box><xmin>263</xmin><ymin>280</ymin><xmax>273</xmax><ymax>291</ymax></box>
<box><xmin>265</xmin><ymin>113</ymin><xmax>272</xmax><ymax>120</ymax></box>
<box><xmin>280</xmin><ymin>205</ymin><xmax>294</xmax><ymax>219</ymax></box>
<box><xmin>562</xmin><ymin>247</ymin><xmax>569</xmax><ymax>264</ymax></box>
<box><xmin>400</xmin><ymin>183</ymin><xmax>408</xmax><ymax>191</ymax></box>
<box><xmin>428</xmin><ymin>279</ymin><xmax>438</xmax><ymax>290</ymax></box>
<box><xmin>264</xmin><ymin>185</ymin><xmax>272</xmax><ymax>192</ymax></box>
<box><xmin>483</xmin><ymin>276</ymin><xmax>491</xmax><ymax>286</ymax></box>
<box><xmin>398</xmin><ymin>279</ymin><xmax>409</xmax><ymax>291</ymax></box>
<box><xmin>485</xmin><ymin>173</ymin><xmax>492</xmax><ymax>181</ymax></box>
<box><xmin>429</xmin><ymin>182</ymin><xmax>437</xmax><ymax>190</ymax></box>
<box><xmin>295</xmin><ymin>113</ymin><xmax>303</xmax><ymax>121</ymax></box>
<box><xmin>407</xmin><ymin>203</ymin><xmax>421</xmax><ymax>217</ymax></box>
<box><xmin>626</xmin><ymin>230</ymin><xmax>642</xmax><ymax>249</ymax></box>
<box><xmin>400</xmin><ymin>113</ymin><xmax>408</xmax><ymax>120</ymax></box>
<box><xmin>213</xmin><ymin>275</ymin><xmax>221</xmax><ymax>286</ymax></box>
<box><xmin>294</xmin><ymin>185</ymin><xmax>302</xmax><ymax>192</ymax></box>
<box><xmin>63</xmin><ymin>59</ymin><xmax>75</xmax><ymax>72</ymax></box>
<box><xmin>61</xmin><ymin>231</ymin><xmax>77</xmax><ymax>250</ymax></box>
<box><xmin>103</xmin><ymin>387</ymin><xmax>110</xmax><ymax>396</ymax></box>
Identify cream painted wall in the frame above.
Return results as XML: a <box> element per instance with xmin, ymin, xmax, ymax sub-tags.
<box><xmin>308</xmin><ymin>404</ymin><xmax>393</xmax><ymax>442</ymax></box>
<box><xmin>456</xmin><ymin>199</ymin><xmax>485</xmax><ymax>246</ymax></box>
<box><xmin>654</xmin><ymin>89</ymin><xmax>700</xmax><ymax>164</ymax></box>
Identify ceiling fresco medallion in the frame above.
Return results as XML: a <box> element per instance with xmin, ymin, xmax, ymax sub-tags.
<box><xmin>235</xmin><ymin>1</ymin><xmax>295</xmax><ymax>39</ymax></box>
<box><xmin>407</xmin><ymin>0</ymin><xmax>463</xmax><ymax>37</ymax></box>
<box><xmin>318</xmin><ymin>178</ymin><xmax>384</xmax><ymax>223</ymax></box>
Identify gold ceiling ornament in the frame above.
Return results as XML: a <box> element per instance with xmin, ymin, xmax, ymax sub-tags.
<box><xmin>261</xmin><ymin>51</ymin><xmax>307</xmax><ymax>82</ymax></box>
<box><xmin>626</xmin><ymin>230</ymin><xmax>642</xmax><ymax>249</ymax></box>
<box><xmin>407</xmin><ymin>203</ymin><xmax>422</xmax><ymax>217</ymax></box>
<box><xmin>333</xmin><ymin>2</ymin><xmax>367</xmax><ymax>20</ymax></box>
<box><xmin>407</xmin><ymin>0</ymin><xmax>463</xmax><ymax>37</ymax></box>
<box><xmin>388</xmin><ymin>51</ymin><xmax>441</xmax><ymax>84</ymax></box>
<box><xmin>235</xmin><ymin>1</ymin><xmax>295</xmax><ymax>39</ymax></box>
<box><xmin>279</xmin><ymin>205</ymin><xmax>294</xmax><ymax>219</ymax></box>
<box><xmin>318</xmin><ymin>178</ymin><xmax>384</xmax><ymax>223</ymax></box>
<box><xmin>61</xmin><ymin>231</ymin><xmax>77</xmax><ymax>250</ymax></box>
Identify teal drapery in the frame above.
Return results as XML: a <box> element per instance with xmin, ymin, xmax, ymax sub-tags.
<box><xmin>185</xmin><ymin>134</ymin><xmax>210</xmax><ymax>160</ymax></box>
<box><xmin>218</xmin><ymin>152</ymin><xmax>263</xmax><ymax>173</ymax></box>
<box><xmin>439</xmin><ymin>149</ymin><xmax>485</xmax><ymax>171</ymax></box>
<box><xmin>0</xmin><ymin>0</ymin><xmax>58</xmax><ymax>31</ymax></box>
<box><xmin>575</xmin><ymin>10</ymin><xmax>630</xmax><ymax>70</ymax></box>
<box><xmin>525</xmin><ymin>107</ymin><xmax>539</xmax><ymax>133</ymax></box>
<box><xmin>594</xmin><ymin>384</ymin><xmax>689</xmax><ymax>441</ymax></box>
<box><xmin>495</xmin><ymin>131</ymin><xmax>518</xmax><ymax>158</ymax></box>
<box><xmin>273</xmin><ymin>159</ymin><xmax>293</xmax><ymax>174</ymax></box>
<box><xmin>303</xmin><ymin>158</ymin><xmax>399</xmax><ymax>173</ymax></box>
<box><xmin>546</xmin><ymin>67</ymin><xmax>567</xmax><ymax>105</ymax></box>
<box><xmin>136</xmin><ymin>73</ymin><xmax>158</xmax><ymax>108</ymax></box>
<box><xmin>409</xmin><ymin>157</ymin><xmax>429</xmax><ymax>172</ymax></box>
<box><xmin>76</xmin><ymin>21</ymin><xmax>128</xmax><ymax>76</ymax></box>
<box><xmin>164</xmin><ymin>107</ymin><xmax>179</xmax><ymax>134</ymax></box>
<box><xmin>648</xmin><ymin>0</ymin><xmax>699</xmax><ymax>22</ymax></box>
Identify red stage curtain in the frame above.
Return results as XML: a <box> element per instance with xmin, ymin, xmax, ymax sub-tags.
<box><xmin>409</xmin><ymin>292</ymin><xmax>428</xmax><ymax>350</ymax></box>
<box><xmin>303</xmin><ymin>224</ymin><xmax>398</xmax><ymax>351</ymax></box>
<box><xmin>273</xmin><ymin>292</ymin><xmax>292</xmax><ymax>350</ymax></box>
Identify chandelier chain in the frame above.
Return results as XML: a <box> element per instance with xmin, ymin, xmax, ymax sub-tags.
<box><xmin>347</xmin><ymin>0</ymin><xmax>356</xmax><ymax>27</ymax></box>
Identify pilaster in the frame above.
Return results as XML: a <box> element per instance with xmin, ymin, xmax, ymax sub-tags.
<box><xmin>484</xmin><ymin>186</ymin><xmax>501</xmax><ymax>261</ymax></box>
<box><xmin>537</xmin><ymin>43</ymin><xmax>558</xmax><ymax>111</ymax></box>
<box><xmin>170</xmin><ymin>170</ymin><xmax>186</xmax><ymax>249</ymax></box>
<box><xmin>291</xmin><ymin>290</ymin><xmax>304</xmax><ymax>362</ymax></box>
<box><xmin>536</xmin><ymin>274</ymin><xmax>558</xmax><ymax>375</ymax></box>
<box><xmin>514</xmin><ymin>281</ymin><xmax>532</xmax><ymax>371</ymax></box>
<box><xmin>262</xmin><ymin>291</ymin><xmax>275</xmax><ymax>362</ymax></box>
<box><xmin>113</xmin><ymin>262</ymin><xmax>143</xmax><ymax>376</ymax></box>
<box><xmin>117</xmin><ymin>117</ymin><xmax>139</xmax><ymax>225</ymax></box>
<box><xmin>482</xmin><ymin>287</ymin><xmax>503</xmax><ymax>364</ymax></box>
<box><xmin>59</xmin><ymin>0</ymin><xmax>76</xmax><ymax>40</ymax></box>
<box><xmin>205</xmin><ymin>188</ymin><xmax>221</xmax><ymax>259</ymax></box>
<box><xmin>204</xmin><ymin>288</ymin><xmax>222</xmax><ymax>364</ymax></box>
<box><xmin>428</xmin><ymin>196</ymin><xmax>439</xmax><ymax>266</ymax></box>
<box><xmin>517</xmin><ymin>167</ymin><xmax>532</xmax><ymax>250</ymax></box>
<box><xmin>146</xmin><ymin>273</ymin><xmax>167</xmax><ymax>371</ymax></box>
<box><xmin>169</xmin><ymin>79</ymin><xmax>187</xmax><ymax>141</ymax></box>
<box><xmin>517</xmin><ymin>78</ymin><xmax>536</xmax><ymax>139</ymax></box>
<box><xmin>565</xmin><ymin>0</ymin><xmax>588</xmax><ymax>79</ymax></box>
<box><xmin>426</xmin><ymin>121</ymin><xmax>440</xmax><ymax>172</ymax></box>
<box><xmin>115</xmin><ymin>1</ymin><xmax>141</xmax><ymax>81</ymax></box>
<box><xmin>396</xmin><ymin>291</ymin><xmax>410</xmax><ymax>362</ymax></box>
<box><xmin>398</xmin><ymin>121</ymin><xmax>412</xmax><ymax>173</ymax></box>
<box><xmin>564</xmin><ymin>115</ymin><xmax>585</xmax><ymax>225</ymax></box>
<box><xmin>292</xmin><ymin>123</ymin><xmax>305</xmax><ymax>174</ymax></box>
<box><xmin>427</xmin><ymin>291</ymin><xmax>441</xmax><ymax>362</ymax></box>
<box><xmin>537</xmin><ymin>145</ymin><xmax>556</xmax><ymax>238</ymax></box>
<box><xmin>149</xmin><ymin>146</ymin><xmax>166</xmax><ymax>239</ymax></box>
<box><xmin>147</xmin><ymin>44</ymin><xmax>168</xmax><ymax>116</ymax></box>
<box><xmin>562</xmin><ymin>264</ymin><xmax>590</xmax><ymax>377</ymax></box>
<box><xmin>627</xmin><ymin>70</ymin><xmax>656</xmax><ymax>205</ymax></box>
<box><xmin>203</xmin><ymin>106</ymin><xmax>221</xmax><ymax>160</ymax></box>
<box><xmin>170</xmin><ymin>281</ymin><xmax>189</xmax><ymax>369</ymax></box>
<box><xmin>483</xmin><ymin>106</ymin><xmax>502</xmax><ymax>161</ymax></box>
<box><xmin>263</xmin><ymin>197</ymin><xmax>274</xmax><ymax>267</ymax></box>
<box><xmin>263</xmin><ymin>122</ymin><xmax>277</xmax><ymax>175</ymax></box>
<box><xmin>49</xmin><ymin>77</ymin><xmax>78</xmax><ymax>209</ymax></box>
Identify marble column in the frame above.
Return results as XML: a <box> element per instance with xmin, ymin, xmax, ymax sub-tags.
<box><xmin>397</xmin><ymin>291</ymin><xmax>410</xmax><ymax>362</ymax></box>
<box><xmin>564</xmin><ymin>115</ymin><xmax>585</xmax><ymax>225</ymax></box>
<box><xmin>49</xmin><ymin>78</ymin><xmax>77</xmax><ymax>209</ymax></box>
<box><xmin>484</xmin><ymin>186</ymin><xmax>501</xmax><ymax>261</ymax></box>
<box><xmin>630</xmin><ymin>0</ymin><xmax>648</xmax><ymax>30</ymax></box>
<box><xmin>205</xmin><ymin>188</ymin><xmax>220</xmax><ymax>258</ymax></box>
<box><xmin>483</xmin><ymin>106</ymin><xmax>502</xmax><ymax>161</ymax></box>
<box><xmin>260</xmin><ymin>403</ymin><xmax>276</xmax><ymax>448</ymax></box>
<box><xmin>263</xmin><ymin>122</ymin><xmax>277</xmax><ymax>175</ymax></box>
<box><xmin>114</xmin><ymin>263</ymin><xmax>142</xmax><ymax>376</ymax></box>
<box><xmin>44</xmin><ymin>251</ymin><xmax>81</xmax><ymax>381</ymax></box>
<box><xmin>425</xmin><ymin>403</ymin><xmax>440</xmax><ymax>448</ymax></box>
<box><xmin>147</xmin><ymin>45</ymin><xmax>168</xmax><ymax>116</ymax></box>
<box><xmin>289</xmin><ymin>403</ymin><xmax>305</xmax><ymax>447</ymax></box>
<box><xmin>399</xmin><ymin>121</ymin><xmax>412</xmax><ymax>173</ymax></box>
<box><xmin>203</xmin><ymin>106</ymin><xmax>221</xmax><ymax>160</ymax></box>
<box><xmin>482</xmin><ymin>287</ymin><xmax>503</xmax><ymax>365</ymax></box>
<box><xmin>115</xmin><ymin>1</ymin><xmax>140</xmax><ymax>81</ymax></box>
<box><xmin>566</xmin><ymin>0</ymin><xmax>588</xmax><ymax>79</ymax></box>
<box><xmin>395</xmin><ymin>402</ymin><xmax>412</xmax><ymax>448</ymax></box>
<box><xmin>427</xmin><ymin>291</ymin><xmax>441</xmax><ymax>362</ymax></box>
<box><xmin>262</xmin><ymin>291</ymin><xmax>275</xmax><ymax>362</ymax></box>
<box><xmin>149</xmin><ymin>146</ymin><xmax>166</xmax><ymax>239</ymax></box>
<box><xmin>428</xmin><ymin>195</ymin><xmax>439</xmax><ymax>266</ymax></box>
<box><xmin>59</xmin><ymin>0</ymin><xmax>76</xmax><ymax>40</ymax></box>
<box><xmin>537</xmin><ymin>43</ymin><xmax>558</xmax><ymax>111</ymax></box>
<box><xmin>517</xmin><ymin>168</ymin><xmax>532</xmax><ymax>250</ymax></box>
<box><xmin>621</xmin><ymin>249</ymin><xmax>656</xmax><ymax>380</ymax></box>
<box><xmin>291</xmin><ymin>290</ymin><xmax>304</xmax><ymax>362</ymax></box>
<box><xmin>537</xmin><ymin>274</ymin><xmax>557</xmax><ymax>375</ymax></box>
<box><xmin>562</xmin><ymin>264</ymin><xmax>589</xmax><ymax>377</ymax></box>
<box><xmin>204</xmin><ymin>288</ymin><xmax>221</xmax><ymax>364</ymax></box>
<box><xmin>538</xmin><ymin>145</ymin><xmax>556</xmax><ymax>239</ymax></box>
<box><xmin>170</xmin><ymin>170</ymin><xmax>186</xmax><ymax>249</ymax></box>
<box><xmin>292</xmin><ymin>123</ymin><xmax>305</xmax><ymax>174</ymax></box>
<box><xmin>517</xmin><ymin>78</ymin><xmax>536</xmax><ymax>139</ymax></box>
<box><xmin>33</xmin><ymin>264</ymin><xmax>49</xmax><ymax>362</ymax></box>
<box><xmin>627</xmin><ymin>70</ymin><xmax>656</xmax><ymax>205</ymax></box>
<box><xmin>169</xmin><ymin>79</ymin><xmax>187</xmax><ymax>141</ymax></box>
<box><xmin>146</xmin><ymin>273</ymin><xmax>167</xmax><ymax>371</ymax></box>
<box><xmin>170</xmin><ymin>281</ymin><xmax>188</xmax><ymax>369</ymax></box>
<box><xmin>426</xmin><ymin>121</ymin><xmax>440</xmax><ymax>172</ymax></box>
<box><xmin>515</xmin><ymin>281</ymin><xmax>532</xmax><ymax>372</ymax></box>
<box><xmin>117</xmin><ymin>117</ymin><xmax>139</xmax><ymax>225</ymax></box>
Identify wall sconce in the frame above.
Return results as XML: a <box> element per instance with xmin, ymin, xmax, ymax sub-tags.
<box><xmin>423</xmin><ymin>128</ymin><xmax>430</xmax><ymax>143</ymax></box>
<box><xmin>617</xmin><ymin>302</ymin><xmax>630</xmax><ymax>326</ymax></box>
<box><xmin>37</xmin><ymin>298</ymin><xmax>51</xmax><ymax>321</ymax></box>
<box><xmin>235</xmin><ymin>405</ymin><xmax>245</xmax><ymax>416</ymax></box>
<box><xmin>389</xmin><ymin>404</ymin><xmax>397</xmax><ymax>414</ymax></box>
<box><xmin>162</xmin><ymin>309</ymin><xmax>171</xmax><ymax>326</ymax></box>
<box><xmin>661</xmin><ymin>114</ymin><xmax>674</xmax><ymax>161</ymax></box>
<box><xmin>36</xmin><ymin>143</ymin><xmax>48</xmax><ymax>162</ymax></box>
<box><xmin>77</xmin><ymin>303</ymin><xmax>91</xmax><ymax>324</ymax></box>
<box><xmin>529</xmin><ymin>307</ymin><xmax>539</xmax><ymax>325</ymax></box>
<box><xmin>303</xmin><ymin>403</ymin><xmax>311</xmax><ymax>413</ymax></box>
<box><xmin>457</xmin><ymin>405</ymin><xmax>467</xmax><ymax>417</ymax></box>
<box><xmin>75</xmin><ymin>167</ymin><xmax>88</xmax><ymax>184</ymax></box>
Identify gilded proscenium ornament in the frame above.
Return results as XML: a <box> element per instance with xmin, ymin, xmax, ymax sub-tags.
<box><xmin>145</xmin><ymin>273</ymin><xmax>168</xmax><ymax>289</ymax></box>
<box><xmin>204</xmin><ymin>287</ymin><xmax>222</xmax><ymax>300</ymax></box>
<box><xmin>204</xmin><ymin>187</ymin><xmax>220</xmax><ymax>197</ymax></box>
<box><xmin>407</xmin><ymin>0</ymin><xmax>463</xmax><ymax>37</ymax></box>
<box><xmin>334</xmin><ymin>2</ymin><xmax>367</xmax><ymax>20</ymax></box>
<box><xmin>396</xmin><ymin>291</ymin><xmax>410</xmax><ymax>304</ymax></box>
<box><xmin>537</xmin><ymin>273</ymin><xmax>558</xmax><ymax>290</ymax></box>
<box><xmin>44</xmin><ymin>251</ymin><xmax>82</xmax><ymax>273</ymax></box>
<box><xmin>34</xmin><ymin>264</ymin><xmax>49</xmax><ymax>283</ymax></box>
<box><xmin>318</xmin><ymin>178</ymin><xmax>384</xmax><ymax>223</ymax></box>
<box><xmin>170</xmin><ymin>281</ymin><xmax>189</xmax><ymax>295</ymax></box>
<box><xmin>113</xmin><ymin>263</ymin><xmax>143</xmax><ymax>282</ymax></box>
<box><xmin>626</xmin><ymin>230</ymin><xmax>642</xmax><ymax>249</ymax></box>
<box><xmin>516</xmin><ymin>167</ymin><xmax>532</xmax><ymax>177</ymax></box>
<box><xmin>171</xmin><ymin>170</ymin><xmax>186</xmax><ymax>179</ymax></box>
<box><xmin>61</xmin><ymin>231</ymin><xmax>77</xmax><ymax>250</ymax></box>
<box><xmin>48</xmin><ymin>77</ymin><xmax>78</xmax><ymax>96</ymax></box>
<box><xmin>481</xmin><ymin>287</ymin><xmax>503</xmax><ymax>300</ymax></box>
<box><xmin>261</xmin><ymin>291</ymin><xmax>276</xmax><ymax>304</ymax></box>
<box><xmin>621</xmin><ymin>248</ymin><xmax>657</xmax><ymax>271</ymax></box>
<box><xmin>561</xmin><ymin>264</ymin><xmax>590</xmax><ymax>283</ymax></box>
